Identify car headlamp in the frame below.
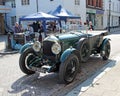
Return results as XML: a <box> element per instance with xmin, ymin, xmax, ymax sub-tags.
<box><xmin>33</xmin><ymin>41</ymin><xmax>41</xmax><ymax>52</ymax></box>
<box><xmin>51</xmin><ymin>43</ymin><xmax>61</xmax><ymax>55</ymax></box>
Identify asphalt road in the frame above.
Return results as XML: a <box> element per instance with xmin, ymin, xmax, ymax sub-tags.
<box><xmin>0</xmin><ymin>31</ymin><xmax>120</xmax><ymax>96</ymax></box>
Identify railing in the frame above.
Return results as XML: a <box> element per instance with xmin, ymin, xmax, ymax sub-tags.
<box><xmin>109</xmin><ymin>26</ymin><xmax>120</xmax><ymax>33</ymax></box>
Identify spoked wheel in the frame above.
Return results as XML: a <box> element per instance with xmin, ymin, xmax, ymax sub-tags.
<box><xmin>77</xmin><ymin>38</ymin><xmax>91</xmax><ymax>62</ymax></box>
<box><xmin>59</xmin><ymin>54</ymin><xmax>79</xmax><ymax>84</ymax></box>
<box><xmin>19</xmin><ymin>48</ymin><xmax>37</xmax><ymax>75</ymax></box>
<box><xmin>100</xmin><ymin>41</ymin><xmax>110</xmax><ymax>60</ymax></box>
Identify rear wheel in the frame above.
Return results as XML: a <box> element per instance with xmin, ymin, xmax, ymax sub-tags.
<box><xmin>77</xmin><ymin>38</ymin><xmax>91</xmax><ymax>62</ymax></box>
<box><xmin>100</xmin><ymin>41</ymin><xmax>110</xmax><ymax>60</ymax></box>
<box><xmin>59</xmin><ymin>54</ymin><xmax>79</xmax><ymax>84</ymax></box>
<box><xmin>19</xmin><ymin>48</ymin><xmax>36</xmax><ymax>75</ymax></box>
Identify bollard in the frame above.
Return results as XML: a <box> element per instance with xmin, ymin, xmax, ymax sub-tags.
<box><xmin>6</xmin><ymin>32</ymin><xmax>12</xmax><ymax>50</ymax></box>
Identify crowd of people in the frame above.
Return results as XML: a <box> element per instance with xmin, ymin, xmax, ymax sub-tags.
<box><xmin>11</xmin><ymin>20</ymin><xmax>94</xmax><ymax>50</ymax></box>
<box><xmin>13</xmin><ymin>20</ymin><xmax>94</xmax><ymax>34</ymax></box>
<box><xmin>12</xmin><ymin>20</ymin><xmax>94</xmax><ymax>49</ymax></box>
<box><xmin>13</xmin><ymin>22</ymin><xmax>44</xmax><ymax>34</ymax></box>
<box><xmin>13</xmin><ymin>22</ymin><xmax>44</xmax><ymax>42</ymax></box>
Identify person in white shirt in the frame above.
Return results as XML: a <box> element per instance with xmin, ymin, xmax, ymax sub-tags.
<box><xmin>27</xmin><ymin>24</ymin><xmax>34</xmax><ymax>33</ymax></box>
<box><xmin>25</xmin><ymin>24</ymin><xmax>34</xmax><ymax>42</ymax></box>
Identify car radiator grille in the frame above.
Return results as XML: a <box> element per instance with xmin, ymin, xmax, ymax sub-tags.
<box><xmin>43</xmin><ymin>41</ymin><xmax>55</xmax><ymax>56</ymax></box>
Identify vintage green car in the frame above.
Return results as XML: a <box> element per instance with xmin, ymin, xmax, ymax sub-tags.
<box><xmin>19</xmin><ymin>30</ymin><xmax>110</xmax><ymax>84</ymax></box>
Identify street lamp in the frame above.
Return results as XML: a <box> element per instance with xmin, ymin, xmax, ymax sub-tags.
<box><xmin>108</xmin><ymin>0</ymin><xmax>111</xmax><ymax>32</ymax></box>
<box><xmin>36</xmin><ymin>0</ymin><xmax>38</xmax><ymax>12</ymax></box>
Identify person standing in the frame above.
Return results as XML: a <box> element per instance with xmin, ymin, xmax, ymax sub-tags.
<box><xmin>30</xmin><ymin>22</ymin><xmax>39</xmax><ymax>32</ymax></box>
<box><xmin>89</xmin><ymin>21</ymin><xmax>94</xmax><ymax>30</ymax></box>
<box><xmin>13</xmin><ymin>22</ymin><xmax>22</xmax><ymax>33</ymax></box>
<box><xmin>38</xmin><ymin>23</ymin><xmax>44</xmax><ymax>42</ymax></box>
<box><xmin>27</xmin><ymin>24</ymin><xmax>34</xmax><ymax>33</ymax></box>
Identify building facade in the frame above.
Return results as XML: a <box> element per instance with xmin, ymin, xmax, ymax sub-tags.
<box><xmin>4</xmin><ymin>0</ymin><xmax>120</xmax><ymax>32</ymax></box>
<box><xmin>5</xmin><ymin>0</ymin><xmax>86</xmax><ymax>29</ymax></box>
<box><xmin>103</xmin><ymin>0</ymin><xmax>120</xmax><ymax>29</ymax></box>
<box><xmin>86</xmin><ymin>0</ymin><xmax>104</xmax><ymax>29</ymax></box>
<box><xmin>0</xmin><ymin>0</ymin><xmax>10</xmax><ymax>34</ymax></box>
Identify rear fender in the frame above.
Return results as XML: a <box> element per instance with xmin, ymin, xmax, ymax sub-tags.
<box><xmin>100</xmin><ymin>38</ymin><xmax>111</xmax><ymax>50</ymax></box>
<box><xmin>19</xmin><ymin>43</ymin><xmax>33</xmax><ymax>54</ymax></box>
<box><xmin>60</xmin><ymin>48</ymin><xmax>80</xmax><ymax>63</ymax></box>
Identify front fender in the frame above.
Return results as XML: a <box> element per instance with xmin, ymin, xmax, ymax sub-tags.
<box><xmin>60</xmin><ymin>48</ymin><xmax>80</xmax><ymax>63</ymax></box>
<box><xmin>19</xmin><ymin>43</ymin><xmax>33</xmax><ymax>54</ymax></box>
<box><xmin>101</xmin><ymin>38</ymin><xmax>111</xmax><ymax>50</ymax></box>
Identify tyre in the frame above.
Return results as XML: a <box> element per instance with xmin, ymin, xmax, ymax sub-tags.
<box><xmin>19</xmin><ymin>48</ymin><xmax>36</xmax><ymax>75</ymax></box>
<box><xmin>100</xmin><ymin>40</ymin><xmax>110</xmax><ymax>60</ymax></box>
<box><xmin>59</xmin><ymin>54</ymin><xmax>79</xmax><ymax>84</ymax></box>
<box><xmin>77</xmin><ymin>38</ymin><xmax>91</xmax><ymax>62</ymax></box>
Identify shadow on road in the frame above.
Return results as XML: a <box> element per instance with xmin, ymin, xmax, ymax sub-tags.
<box><xmin>8</xmin><ymin>72</ymin><xmax>65</xmax><ymax>96</ymax></box>
<box><xmin>8</xmin><ymin>56</ymin><xmax>116</xmax><ymax>96</ymax></box>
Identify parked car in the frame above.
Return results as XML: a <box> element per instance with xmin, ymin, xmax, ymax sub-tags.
<box><xmin>19</xmin><ymin>30</ymin><xmax>110</xmax><ymax>84</ymax></box>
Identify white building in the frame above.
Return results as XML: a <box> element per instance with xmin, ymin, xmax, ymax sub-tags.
<box><xmin>5</xmin><ymin>0</ymin><xmax>86</xmax><ymax>29</ymax></box>
<box><xmin>5</xmin><ymin>0</ymin><xmax>16</xmax><ymax>29</ymax></box>
<box><xmin>5</xmin><ymin>0</ymin><xmax>120</xmax><ymax>31</ymax></box>
<box><xmin>103</xmin><ymin>0</ymin><xmax>120</xmax><ymax>29</ymax></box>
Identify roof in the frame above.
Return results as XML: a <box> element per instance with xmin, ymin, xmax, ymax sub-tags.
<box><xmin>19</xmin><ymin>11</ymin><xmax>59</xmax><ymax>21</ymax></box>
<box><xmin>48</xmin><ymin>5</ymin><xmax>80</xmax><ymax>20</ymax></box>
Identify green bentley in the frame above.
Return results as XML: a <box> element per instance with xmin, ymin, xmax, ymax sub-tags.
<box><xmin>19</xmin><ymin>30</ymin><xmax>110</xmax><ymax>84</ymax></box>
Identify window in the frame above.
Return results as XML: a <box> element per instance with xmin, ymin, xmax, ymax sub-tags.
<box><xmin>87</xmin><ymin>0</ymin><xmax>91</xmax><ymax>5</ymax></box>
<box><xmin>96</xmin><ymin>0</ymin><xmax>102</xmax><ymax>8</ymax></box>
<box><xmin>96</xmin><ymin>0</ymin><xmax>99</xmax><ymax>7</ymax></box>
<box><xmin>99</xmin><ymin>0</ymin><xmax>102</xmax><ymax>8</ymax></box>
<box><xmin>75</xmin><ymin>0</ymin><xmax>80</xmax><ymax>5</ymax></box>
<box><xmin>0</xmin><ymin>0</ymin><xmax>4</xmax><ymax>5</ymax></box>
<box><xmin>87</xmin><ymin>0</ymin><xmax>94</xmax><ymax>6</ymax></box>
<box><xmin>11</xmin><ymin>16</ymin><xmax>16</xmax><ymax>26</ymax></box>
<box><xmin>21</xmin><ymin>0</ymin><xmax>30</xmax><ymax>5</ymax></box>
<box><xmin>11</xmin><ymin>1</ymin><xmax>16</xmax><ymax>8</ymax></box>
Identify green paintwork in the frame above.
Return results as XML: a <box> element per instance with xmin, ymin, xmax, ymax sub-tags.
<box><xmin>60</xmin><ymin>48</ymin><xmax>76</xmax><ymax>63</ymax></box>
<box><xmin>43</xmin><ymin>32</ymin><xmax>87</xmax><ymax>54</ymax></box>
<box><xmin>19</xmin><ymin>30</ymin><xmax>110</xmax><ymax>73</ymax></box>
<box><xmin>19</xmin><ymin>43</ymin><xmax>33</xmax><ymax>54</ymax></box>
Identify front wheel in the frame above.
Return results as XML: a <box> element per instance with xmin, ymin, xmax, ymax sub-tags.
<box><xmin>19</xmin><ymin>48</ymin><xmax>36</xmax><ymax>75</ymax></box>
<box><xmin>59</xmin><ymin>54</ymin><xmax>79</xmax><ymax>84</ymax></box>
<box><xmin>100</xmin><ymin>40</ymin><xmax>110</xmax><ymax>60</ymax></box>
